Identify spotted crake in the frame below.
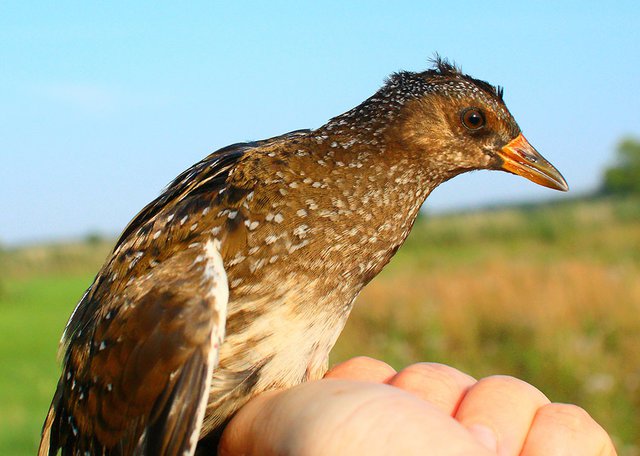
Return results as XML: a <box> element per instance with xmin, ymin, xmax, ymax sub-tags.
<box><xmin>39</xmin><ymin>58</ymin><xmax>567</xmax><ymax>456</ymax></box>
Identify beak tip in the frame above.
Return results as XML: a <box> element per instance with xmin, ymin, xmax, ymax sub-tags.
<box><xmin>552</xmin><ymin>177</ymin><xmax>570</xmax><ymax>192</ymax></box>
<box><xmin>537</xmin><ymin>174</ymin><xmax>569</xmax><ymax>193</ymax></box>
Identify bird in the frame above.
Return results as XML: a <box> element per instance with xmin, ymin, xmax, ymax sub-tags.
<box><xmin>39</xmin><ymin>57</ymin><xmax>568</xmax><ymax>456</ymax></box>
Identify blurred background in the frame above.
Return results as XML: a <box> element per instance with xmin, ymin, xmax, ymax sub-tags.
<box><xmin>1</xmin><ymin>1</ymin><xmax>638</xmax><ymax>454</ymax></box>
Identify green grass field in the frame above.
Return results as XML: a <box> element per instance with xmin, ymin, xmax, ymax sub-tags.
<box><xmin>1</xmin><ymin>196</ymin><xmax>638</xmax><ymax>455</ymax></box>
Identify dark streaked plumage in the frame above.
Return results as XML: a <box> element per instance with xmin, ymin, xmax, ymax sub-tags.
<box><xmin>39</xmin><ymin>58</ymin><xmax>568</xmax><ymax>456</ymax></box>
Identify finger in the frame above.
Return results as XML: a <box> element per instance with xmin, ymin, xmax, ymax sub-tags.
<box><xmin>386</xmin><ymin>363</ymin><xmax>476</xmax><ymax>415</ymax></box>
<box><xmin>219</xmin><ymin>380</ymin><xmax>495</xmax><ymax>456</ymax></box>
<box><xmin>521</xmin><ymin>403</ymin><xmax>617</xmax><ymax>456</ymax></box>
<box><xmin>324</xmin><ymin>356</ymin><xmax>396</xmax><ymax>382</ymax></box>
<box><xmin>455</xmin><ymin>375</ymin><xmax>550</xmax><ymax>455</ymax></box>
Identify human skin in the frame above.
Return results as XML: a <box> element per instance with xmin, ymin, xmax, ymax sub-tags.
<box><xmin>218</xmin><ymin>357</ymin><xmax>617</xmax><ymax>456</ymax></box>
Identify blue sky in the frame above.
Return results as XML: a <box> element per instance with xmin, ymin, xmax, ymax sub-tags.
<box><xmin>1</xmin><ymin>1</ymin><xmax>639</xmax><ymax>245</ymax></box>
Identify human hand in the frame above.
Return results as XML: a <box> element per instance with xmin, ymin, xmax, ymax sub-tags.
<box><xmin>218</xmin><ymin>357</ymin><xmax>616</xmax><ymax>455</ymax></box>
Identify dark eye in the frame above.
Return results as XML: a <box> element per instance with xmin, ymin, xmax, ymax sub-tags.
<box><xmin>461</xmin><ymin>108</ymin><xmax>486</xmax><ymax>131</ymax></box>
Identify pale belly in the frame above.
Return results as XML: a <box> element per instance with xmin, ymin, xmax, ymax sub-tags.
<box><xmin>200</xmin><ymin>287</ymin><xmax>355</xmax><ymax>435</ymax></box>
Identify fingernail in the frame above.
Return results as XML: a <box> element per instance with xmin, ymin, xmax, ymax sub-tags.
<box><xmin>467</xmin><ymin>423</ymin><xmax>498</xmax><ymax>452</ymax></box>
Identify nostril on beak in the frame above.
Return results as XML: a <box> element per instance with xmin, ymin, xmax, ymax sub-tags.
<box><xmin>516</xmin><ymin>148</ymin><xmax>538</xmax><ymax>163</ymax></box>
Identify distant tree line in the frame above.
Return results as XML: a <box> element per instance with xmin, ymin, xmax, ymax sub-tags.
<box><xmin>601</xmin><ymin>137</ymin><xmax>640</xmax><ymax>195</ymax></box>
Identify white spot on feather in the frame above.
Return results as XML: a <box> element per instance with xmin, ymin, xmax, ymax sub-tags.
<box><xmin>288</xmin><ymin>239</ymin><xmax>309</xmax><ymax>253</ymax></box>
<box><xmin>265</xmin><ymin>235</ymin><xmax>278</xmax><ymax>245</ymax></box>
<box><xmin>293</xmin><ymin>224</ymin><xmax>309</xmax><ymax>238</ymax></box>
<box><xmin>228</xmin><ymin>253</ymin><xmax>246</xmax><ymax>266</ymax></box>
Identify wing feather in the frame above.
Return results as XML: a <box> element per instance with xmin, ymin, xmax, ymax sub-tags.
<box><xmin>39</xmin><ymin>239</ymin><xmax>228</xmax><ymax>456</ymax></box>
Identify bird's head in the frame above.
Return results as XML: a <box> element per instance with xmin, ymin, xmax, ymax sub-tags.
<box><xmin>385</xmin><ymin>58</ymin><xmax>568</xmax><ymax>192</ymax></box>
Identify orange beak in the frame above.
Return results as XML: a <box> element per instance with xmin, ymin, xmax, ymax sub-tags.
<box><xmin>498</xmin><ymin>134</ymin><xmax>569</xmax><ymax>192</ymax></box>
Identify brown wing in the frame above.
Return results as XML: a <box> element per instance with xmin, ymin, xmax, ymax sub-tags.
<box><xmin>112</xmin><ymin>129</ymin><xmax>311</xmax><ymax>252</ymax></box>
<box><xmin>39</xmin><ymin>240</ymin><xmax>228</xmax><ymax>456</ymax></box>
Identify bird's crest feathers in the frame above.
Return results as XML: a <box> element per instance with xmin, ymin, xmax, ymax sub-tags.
<box><xmin>383</xmin><ymin>55</ymin><xmax>505</xmax><ymax>102</ymax></box>
<box><xmin>430</xmin><ymin>55</ymin><xmax>505</xmax><ymax>101</ymax></box>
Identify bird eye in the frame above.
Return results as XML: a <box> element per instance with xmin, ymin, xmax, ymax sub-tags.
<box><xmin>461</xmin><ymin>108</ymin><xmax>486</xmax><ymax>131</ymax></box>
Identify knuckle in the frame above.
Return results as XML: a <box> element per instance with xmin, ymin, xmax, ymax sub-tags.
<box><xmin>540</xmin><ymin>403</ymin><xmax>615</xmax><ymax>453</ymax></box>
<box><xmin>543</xmin><ymin>403</ymin><xmax>598</xmax><ymax>432</ymax></box>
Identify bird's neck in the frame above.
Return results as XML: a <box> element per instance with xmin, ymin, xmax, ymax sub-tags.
<box><xmin>274</xmin><ymin>129</ymin><xmax>437</xmax><ymax>290</ymax></box>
